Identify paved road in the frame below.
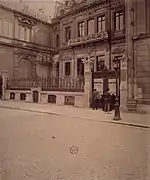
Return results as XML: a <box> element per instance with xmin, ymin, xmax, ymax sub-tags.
<box><xmin>0</xmin><ymin>107</ymin><xmax>149</xmax><ymax>180</ymax></box>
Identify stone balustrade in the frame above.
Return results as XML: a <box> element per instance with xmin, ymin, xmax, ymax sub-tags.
<box><xmin>68</xmin><ymin>32</ymin><xmax>108</xmax><ymax>47</ymax></box>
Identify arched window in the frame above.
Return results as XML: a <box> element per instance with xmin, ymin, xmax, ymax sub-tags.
<box><xmin>56</xmin><ymin>34</ymin><xmax>60</xmax><ymax>47</ymax></box>
<box><xmin>18</xmin><ymin>58</ymin><xmax>32</xmax><ymax>79</ymax></box>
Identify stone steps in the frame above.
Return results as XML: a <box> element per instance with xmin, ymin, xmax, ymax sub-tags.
<box><xmin>127</xmin><ymin>99</ymin><xmax>137</xmax><ymax>112</ymax></box>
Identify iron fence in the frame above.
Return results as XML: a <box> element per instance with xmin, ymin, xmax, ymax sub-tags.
<box><xmin>7</xmin><ymin>76</ymin><xmax>85</xmax><ymax>92</ymax></box>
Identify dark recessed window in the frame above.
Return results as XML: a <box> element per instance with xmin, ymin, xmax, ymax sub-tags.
<box><xmin>48</xmin><ymin>95</ymin><xmax>56</xmax><ymax>104</ymax></box>
<box><xmin>10</xmin><ymin>92</ymin><xmax>15</xmax><ymax>100</ymax></box>
<box><xmin>114</xmin><ymin>11</ymin><xmax>124</xmax><ymax>31</ymax></box>
<box><xmin>77</xmin><ymin>58</ymin><xmax>84</xmax><ymax>76</ymax></box>
<box><xmin>20</xmin><ymin>93</ymin><xmax>26</xmax><ymax>101</ymax></box>
<box><xmin>65</xmin><ymin>62</ymin><xmax>71</xmax><ymax>76</ymax></box>
<box><xmin>96</xmin><ymin>56</ymin><xmax>105</xmax><ymax>71</ymax></box>
<box><xmin>56</xmin><ymin>34</ymin><xmax>60</xmax><ymax>47</ymax></box>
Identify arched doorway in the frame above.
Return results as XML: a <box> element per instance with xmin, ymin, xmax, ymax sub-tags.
<box><xmin>0</xmin><ymin>75</ymin><xmax>2</xmax><ymax>100</ymax></box>
<box><xmin>33</xmin><ymin>90</ymin><xmax>39</xmax><ymax>103</ymax></box>
<box><xmin>18</xmin><ymin>58</ymin><xmax>32</xmax><ymax>79</ymax></box>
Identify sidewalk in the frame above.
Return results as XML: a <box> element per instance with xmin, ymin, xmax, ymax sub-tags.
<box><xmin>0</xmin><ymin>100</ymin><xmax>150</xmax><ymax>128</ymax></box>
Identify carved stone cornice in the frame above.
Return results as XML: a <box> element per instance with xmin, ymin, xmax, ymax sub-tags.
<box><xmin>16</xmin><ymin>15</ymin><xmax>36</xmax><ymax>27</ymax></box>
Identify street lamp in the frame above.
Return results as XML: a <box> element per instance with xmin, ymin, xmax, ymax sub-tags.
<box><xmin>113</xmin><ymin>56</ymin><xmax>121</xmax><ymax>120</ymax></box>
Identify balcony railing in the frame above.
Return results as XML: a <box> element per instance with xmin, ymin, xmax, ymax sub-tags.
<box><xmin>68</xmin><ymin>32</ymin><xmax>108</xmax><ymax>47</ymax></box>
<box><xmin>7</xmin><ymin>76</ymin><xmax>85</xmax><ymax>92</ymax></box>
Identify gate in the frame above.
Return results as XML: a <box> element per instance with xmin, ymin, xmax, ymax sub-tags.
<box><xmin>0</xmin><ymin>75</ymin><xmax>2</xmax><ymax>99</ymax></box>
<box><xmin>33</xmin><ymin>90</ymin><xmax>39</xmax><ymax>103</ymax></box>
<box><xmin>92</xmin><ymin>68</ymin><xmax>120</xmax><ymax>108</ymax></box>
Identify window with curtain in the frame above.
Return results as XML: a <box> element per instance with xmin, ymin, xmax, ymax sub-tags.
<box><xmin>114</xmin><ymin>11</ymin><xmax>124</xmax><ymax>31</ymax></box>
<box><xmin>97</xmin><ymin>15</ymin><xmax>105</xmax><ymax>32</ymax></box>
<box><xmin>78</xmin><ymin>22</ymin><xmax>85</xmax><ymax>37</ymax></box>
<box><xmin>87</xmin><ymin>19</ymin><xmax>94</xmax><ymax>35</ymax></box>
<box><xmin>65</xmin><ymin>26</ymin><xmax>71</xmax><ymax>42</ymax></box>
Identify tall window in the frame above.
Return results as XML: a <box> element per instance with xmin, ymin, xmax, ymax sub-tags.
<box><xmin>97</xmin><ymin>16</ymin><xmax>105</xmax><ymax>32</ymax></box>
<box><xmin>65</xmin><ymin>62</ymin><xmax>71</xmax><ymax>76</ymax></box>
<box><xmin>96</xmin><ymin>56</ymin><xmax>105</xmax><ymax>71</ymax></box>
<box><xmin>77</xmin><ymin>58</ymin><xmax>84</xmax><ymax>76</ymax></box>
<box><xmin>19</xmin><ymin>26</ymin><xmax>25</xmax><ymax>41</ymax></box>
<box><xmin>26</xmin><ymin>28</ymin><xmax>30</xmax><ymax>42</ymax></box>
<box><xmin>56</xmin><ymin>34</ymin><xmax>59</xmax><ymax>47</ymax></box>
<box><xmin>65</xmin><ymin>26</ymin><xmax>71</xmax><ymax>42</ymax></box>
<box><xmin>78</xmin><ymin>22</ymin><xmax>85</xmax><ymax>37</ymax></box>
<box><xmin>3</xmin><ymin>21</ymin><xmax>9</xmax><ymax>37</ymax></box>
<box><xmin>114</xmin><ymin>11</ymin><xmax>124</xmax><ymax>31</ymax></box>
<box><xmin>87</xmin><ymin>19</ymin><xmax>94</xmax><ymax>35</ymax></box>
<box><xmin>56</xmin><ymin>62</ymin><xmax>59</xmax><ymax>77</ymax></box>
<box><xmin>8</xmin><ymin>22</ymin><xmax>13</xmax><ymax>37</ymax></box>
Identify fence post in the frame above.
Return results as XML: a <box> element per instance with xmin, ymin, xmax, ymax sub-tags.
<box><xmin>2</xmin><ymin>70</ymin><xmax>8</xmax><ymax>100</ymax></box>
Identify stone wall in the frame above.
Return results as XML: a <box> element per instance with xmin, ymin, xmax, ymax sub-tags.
<box><xmin>0</xmin><ymin>45</ymin><xmax>14</xmax><ymax>77</ymax></box>
<box><xmin>135</xmin><ymin>38</ymin><xmax>150</xmax><ymax>99</ymax></box>
<box><xmin>4</xmin><ymin>90</ymin><xmax>84</xmax><ymax>108</ymax></box>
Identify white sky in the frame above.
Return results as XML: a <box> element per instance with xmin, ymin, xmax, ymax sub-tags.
<box><xmin>8</xmin><ymin>0</ymin><xmax>55</xmax><ymax>17</ymax></box>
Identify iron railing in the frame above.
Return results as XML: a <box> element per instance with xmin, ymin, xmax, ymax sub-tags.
<box><xmin>7</xmin><ymin>76</ymin><xmax>85</xmax><ymax>92</ymax></box>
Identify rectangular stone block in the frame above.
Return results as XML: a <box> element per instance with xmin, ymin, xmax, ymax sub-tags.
<box><xmin>4</xmin><ymin>91</ymin><xmax>10</xmax><ymax>100</ymax></box>
<box><xmin>75</xmin><ymin>95</ymin><xmax>84</xmax><ymax>108</ymax></box>
<box><xmin>26</xmin><ymin>93</ymin><xmax>32</xmax><ymax>103</ymax></box>
<box><xmin>40</xmin><ymin>93</ymin><xmax>47</xmax><ymax>104</ymax></box>
<box><xmin>56</xmin><ymin>94</ymin><xmax>64</xmax><ymax>105</ymax></box>
<box><xmin>15</xmin><ymin>92</ymin><xmax>20</xmax><ymax>101</ymax></box>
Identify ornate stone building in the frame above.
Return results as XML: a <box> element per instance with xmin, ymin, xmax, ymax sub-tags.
<box><xmin>1</xmin><ymin>0</ymin><xmax>129</xmax><ymax>108</ymax></box>
<box><xmin>51</xmin><ymin>0</ymin><xmax>126</xmax><ymax>107</ymax></box>
<box><xmin>0</xmin><ymin>1</ymin><xmax>52</xmax><ymax>79</ymax></box>
<box><xmin>126</xmin><ymin>0</ymin><xmax>150</xmax><ymax>105</ymax></box>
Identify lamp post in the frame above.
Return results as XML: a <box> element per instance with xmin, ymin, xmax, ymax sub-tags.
<box><xmin>113</xmin><ymin>56</ymin><xmax>121</xmax><ymax>120</ymax></box>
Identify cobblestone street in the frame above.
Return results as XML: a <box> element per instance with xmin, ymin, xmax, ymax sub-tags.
<box><xmin>0</xmin><ymin>107</ymin><xmax>149</xmax><ymax>180</ymax></box>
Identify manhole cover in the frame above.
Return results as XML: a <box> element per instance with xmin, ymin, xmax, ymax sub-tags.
<box><xmin>70</xmin><ymin>146</ymin><xmax>78</xmax><ymax>154</ymax></box>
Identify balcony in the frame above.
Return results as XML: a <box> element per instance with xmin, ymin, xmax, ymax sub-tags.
<box><xmin>36</xmin><ymin>52</ymin><xmax>52</xmax><ymax>64</ymax></box>
<box><xmin>68</xmin><ymin>32</ymin><xmax>108</xmax><ymax>47</ymax></box>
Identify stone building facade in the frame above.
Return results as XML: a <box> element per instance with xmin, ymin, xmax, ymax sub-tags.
<box><xmin>126</xmin><ymin>0</ymin><xmax>150</xmax><ymax>105</ymax></box>
<box><xmin>51</xmin><ymin>0</ymin><xmax>126</xmax><ymax>107</ymax></box>
<box><xmin>1</xmin><ymin>0</ymin><xmax>130</xmax><ymax>108</ymax></box>
<box><xmin>0</xmin><ymin>1</ymin><xmax>52</xmax><ymax>79</ymax></box>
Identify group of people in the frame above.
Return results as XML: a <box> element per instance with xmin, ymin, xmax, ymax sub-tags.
<box><xmin>91</xmin><ymin>88</ymin><xmax>116</xmax><ymax>112</ymax></box>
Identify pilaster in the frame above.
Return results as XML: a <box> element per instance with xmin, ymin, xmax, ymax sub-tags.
<box><xmin>83</xmin><ymin>57</ymin><xmax>93</xmax><ymax>108</ymax></box>
<box><xmin>2</xmin><ymin>70</ymin><xmax>8</xmax><ymax>100</ymax></box>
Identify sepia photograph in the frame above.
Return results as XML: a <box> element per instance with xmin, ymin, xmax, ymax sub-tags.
<box><xmin>0</xmin><ymin>0</ymin><xmax>149</xmax><ymax>179</ymax></box>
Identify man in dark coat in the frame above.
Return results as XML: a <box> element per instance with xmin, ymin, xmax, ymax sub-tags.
<box><xmin>103</xmin><ymin>88</ymin><xmax>111</xmax><ymax>113</ymax></box>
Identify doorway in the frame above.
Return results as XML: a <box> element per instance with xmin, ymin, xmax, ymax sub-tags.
<box><xmin>33</xmin><ymin>90</ymin><xmax>39</xmax><ymax>103</ymax></box>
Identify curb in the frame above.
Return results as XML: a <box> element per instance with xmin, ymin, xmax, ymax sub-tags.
<box><xmin>0</xmin><ymin>105</ymin><xmax>150</xmax><ymax>129</ymax></box>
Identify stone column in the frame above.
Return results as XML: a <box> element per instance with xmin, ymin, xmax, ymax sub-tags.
<box><xmin>2</xmin><ymin>70</ymin><xmax>8</xmax><ymax>101</ymax></box>
<box><xmin>120</xmin><ymin>58</ymin><xmax>128</xmax><ymax>111</ymax></box>
<box><xmin>83</xmin><ymin>57</ymin><xmax>93</xmax><ymax>108</ymax></box>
